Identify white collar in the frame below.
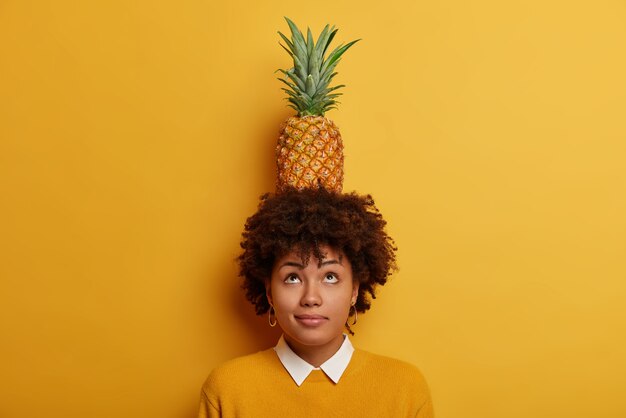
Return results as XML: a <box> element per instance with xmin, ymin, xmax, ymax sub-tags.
<box><xmin>273</xmin><ymin>334</ymin><xmax>354</xmax><ymax>386</ymax></box>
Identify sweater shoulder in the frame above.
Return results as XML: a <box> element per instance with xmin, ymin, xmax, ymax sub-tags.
<box><xmin>353</xmin><ymin>349</ymin><xmax>430</xmax><ymax>388</ymax></box>
<box><xmin>202</xmin><ymin>349</ymin><xmax>277</xmax><ymax>395</ymax></box>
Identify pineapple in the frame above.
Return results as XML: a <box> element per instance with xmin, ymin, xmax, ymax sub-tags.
<box><xmin>275</xmin><ymin>17</ymin><xmax>359</xmax><ymax>193</ymax></box>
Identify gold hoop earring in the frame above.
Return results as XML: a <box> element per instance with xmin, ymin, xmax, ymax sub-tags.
<box><xmin>348</xmin><ymin>303</ymin><xmax>357</xmax><ymax>326</ymax></box>
<box><xmin>268</xmin><ymin>305</ymin><xmax>277</xmax><ymax>327</ymax></box>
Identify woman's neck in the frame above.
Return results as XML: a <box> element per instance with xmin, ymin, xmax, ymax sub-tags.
<box><xmin>283</xmin><ymin>333</ymin><xmax>345</xmax><ymax>367</ymax></box>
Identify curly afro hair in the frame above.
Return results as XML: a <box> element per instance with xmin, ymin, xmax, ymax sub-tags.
<box><xmin>238</xmin><ymin>187</ymin><xmax>397</xmax><ymax>317</ymax></box>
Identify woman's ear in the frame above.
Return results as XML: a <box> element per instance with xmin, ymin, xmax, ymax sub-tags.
<box><xmin>351</xmin><ymin>281</ymin><xmax>359</xmax><ymax>305</ymax></box>
<box><xmin>265</xmin><ymin>280</ymin><xmax>273</xmax><ymax>306</ymax></box>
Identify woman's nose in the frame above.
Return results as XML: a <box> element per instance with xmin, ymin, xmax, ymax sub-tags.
<box><xmin>300</xmin><ymin>282</ymin><xmax>322</xmax><ymax>306</ymax></box>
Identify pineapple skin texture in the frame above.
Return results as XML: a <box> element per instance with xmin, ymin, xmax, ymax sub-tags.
<box><xmin>276</xmin><ymin>115</ymin><xmax>344</xmax><ymax>193</ymax></box>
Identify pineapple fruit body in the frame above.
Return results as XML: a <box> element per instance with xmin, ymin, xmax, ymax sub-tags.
<box><xmin>276</xmin><ymin>115</ymin><xmax>344</xmax><ymax>193</ymax></box>
<box><xmin>274</xmin><ymin>18</ymin><xmax>358</xmax><ymax>193</ymax></box>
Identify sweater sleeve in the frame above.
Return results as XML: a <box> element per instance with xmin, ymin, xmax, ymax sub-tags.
<box><xmin>413</xmin><ymin>366</ymin><xmax>434</xmax><ymax>418</ymax></box>
<box><xmin>416</xmin><ymin>393</ymin><xmax>434</xmax><ymax>418</ymax></box>
<box><xmin>198</xmin><ymin>391</ymin><xmax>220</xmax><ymax>418</ymax></box>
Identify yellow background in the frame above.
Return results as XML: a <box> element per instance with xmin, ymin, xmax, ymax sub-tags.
<box><xmin>1</xmin><ymin>1</ymin><xmax>625</xmax><ymax>417</ymax></box>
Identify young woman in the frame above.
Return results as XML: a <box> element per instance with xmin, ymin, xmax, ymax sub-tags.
<box><xmin>198</xmin><ymin>188</ymin><xmax>433</xmax><ymax>417</ymax></box>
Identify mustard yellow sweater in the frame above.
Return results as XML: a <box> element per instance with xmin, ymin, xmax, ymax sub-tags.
<box><xmin>198</xmin><ymin>348</ymin><xmax>433</xmax><ymax>418</ymax></box>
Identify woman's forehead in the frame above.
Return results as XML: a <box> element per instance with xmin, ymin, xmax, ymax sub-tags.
<box><xmin>277</xmin><ymin>244</ymin><xmax>345</xmax><ymax>266</ymax></box>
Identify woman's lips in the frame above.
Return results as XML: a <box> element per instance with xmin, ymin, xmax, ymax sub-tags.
<box><xmin>294</xmin><ymin>314</ymin><xmax>328</xmax><ymax>327</ymax></box>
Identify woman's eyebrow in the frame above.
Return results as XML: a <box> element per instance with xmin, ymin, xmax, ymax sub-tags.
<box><xmin>279</xmin><ymin>258</ymin><xmax>343</xmax><ymax>269</ymax></box>
<box><xmin>278</xmin><ymin>261</ymin><xmax>305</xmax><ymax>269</ymax></box>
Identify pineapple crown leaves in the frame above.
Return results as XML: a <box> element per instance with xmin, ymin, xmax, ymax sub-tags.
<box><xmin>276</xmin><ymin>17</ymin><xmax>360</xmax><ymax>117</ymax></box>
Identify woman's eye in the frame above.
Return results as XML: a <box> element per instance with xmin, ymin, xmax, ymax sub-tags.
<box><xmin>323</xmin><ymin>273</ymin><xmax>338</xmax><ymax>283</ymax></box>
<box><xmin>284</xmin><ymin>274</ymin><xmax>301</xmax><ymax>284</ymax></box>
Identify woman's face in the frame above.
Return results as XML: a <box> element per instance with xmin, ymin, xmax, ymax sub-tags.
<box><xmin>267</xmin><ymin>245</ymin><xmax>358</xmax><ymax>352</ymax></box>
